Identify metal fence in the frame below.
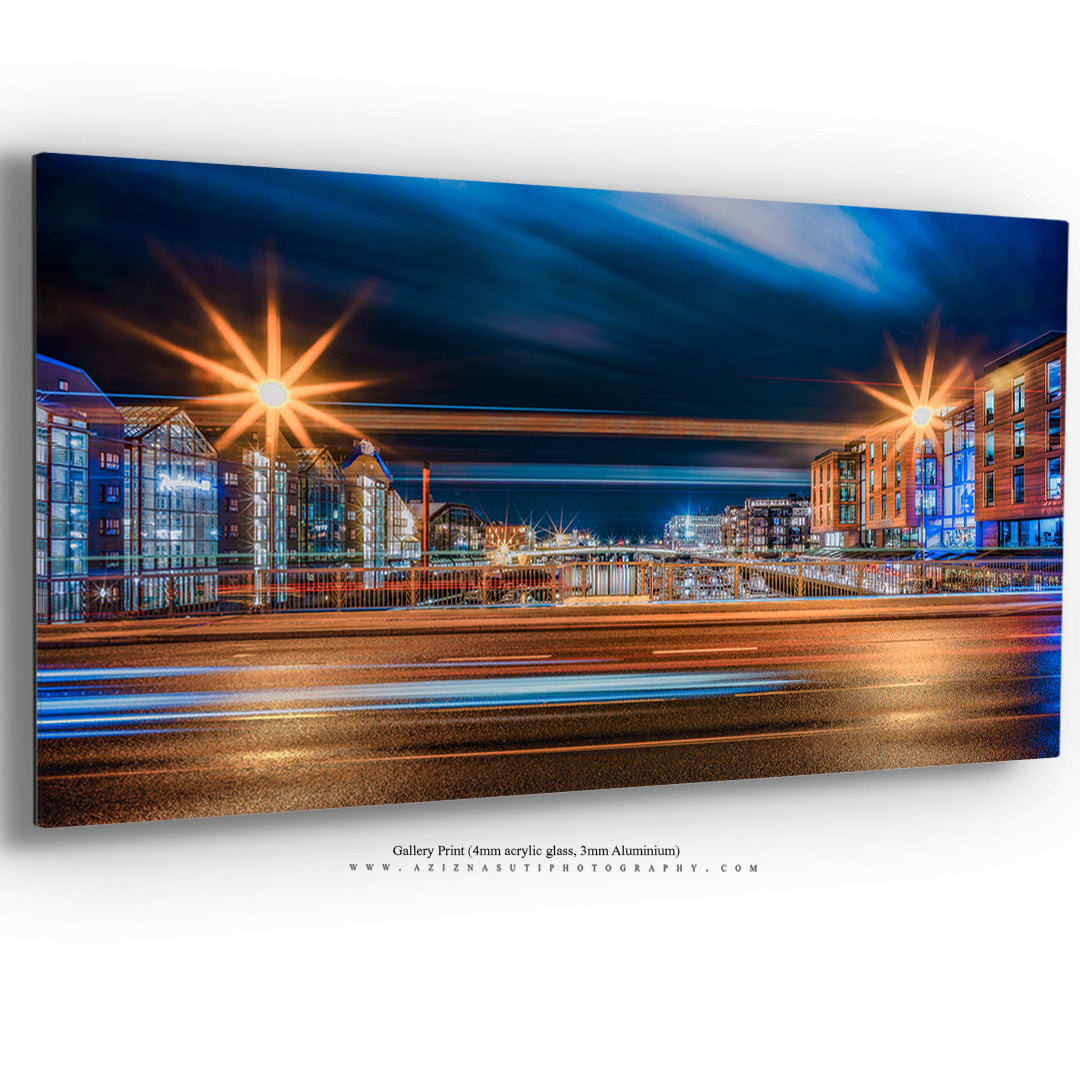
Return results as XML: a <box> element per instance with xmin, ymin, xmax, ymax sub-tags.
<box><xmin>35</xmin><ymin>558</ymin><xmax>1063</xmax><ymax>623</ymax></box>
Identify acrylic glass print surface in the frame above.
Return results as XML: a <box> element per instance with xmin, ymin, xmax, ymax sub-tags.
<box><xmin>33</xmin><ymin>153</ymin><xmax>1066</xmax><ymax>827</ymax></box>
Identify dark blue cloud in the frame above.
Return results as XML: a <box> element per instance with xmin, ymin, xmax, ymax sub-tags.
<box><xmin>34</xmin><ymin>153</ymin><xmax>1068</xmax><ymax>532</ymax></box>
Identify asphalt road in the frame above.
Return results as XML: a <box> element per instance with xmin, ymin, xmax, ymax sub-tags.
<box><xmin>35</xmin><ymin>605</ymin><xmax>1061</xmax><ymax>826</ymax></box>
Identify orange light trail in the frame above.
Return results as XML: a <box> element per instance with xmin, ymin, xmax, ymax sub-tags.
<box><xmin>279</xmin><ymin>406</ymin><xmax>860</xmax><ymax>444</ymax></box>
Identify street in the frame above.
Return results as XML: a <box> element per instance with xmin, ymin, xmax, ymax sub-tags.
<box><xmin>36</xmin><ymin>601</ymin><xmax>1061</xmax><ymax>826</ymax></box>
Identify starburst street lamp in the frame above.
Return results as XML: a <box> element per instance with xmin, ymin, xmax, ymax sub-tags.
<box><xmin>856</xmin><ymin>317</ymin><xmax>969</xmax><ymax>592</ymax></box>
<box><xmin>105</xmin><ymin>242</ymin><xmax>375</xmax><ymax>574</ymax></box>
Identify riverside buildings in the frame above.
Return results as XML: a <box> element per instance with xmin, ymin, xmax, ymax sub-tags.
<box><xmin>809</xmin><ymin>332</ymin><xmax>1064</xmax><ymax>552</ymax></box>
<box><xmin>664</xmin><ymin>497</ymin><xmax>810</xmax><ymax>554</ymax></box>
<box><xmin>34</xmin><ymin>357</ymin><xmax>429</xmax><ymax>620</ymax></box>
<box><xmin>974</xmin><ymin>332</ymin><xmax>1065</xmax><ymax>548</ymax></box>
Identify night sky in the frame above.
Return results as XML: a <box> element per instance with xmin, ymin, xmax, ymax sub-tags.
<box><xmin>34</xmin><ymin>153</ymin><xmax>1068</xmax><ymax>537</ymax></box>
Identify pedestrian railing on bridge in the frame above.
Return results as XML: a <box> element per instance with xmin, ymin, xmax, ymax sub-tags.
<box><xmin>35</xmin><ymin>557</ymin><xmax>1063</xmax><ymax>624</ymax></box>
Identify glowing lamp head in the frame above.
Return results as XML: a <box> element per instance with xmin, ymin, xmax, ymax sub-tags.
<box><xmin>258</xmin><ymin>380</ymin><xmax>289</xmax><ymax>408</ymax></box>
<box><xmin>912</xmin><ymin>405</ymin><xmax>932</xmax><ymax>428</ymax></box>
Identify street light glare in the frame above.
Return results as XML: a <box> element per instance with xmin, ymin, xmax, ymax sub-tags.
<box><xmin>258</xmin><ymin>380</ymin><xmax>289</xmax><ymax>408</ymax></box>
<box><xmin>912</xmin><ymin>405</ymin><xmax>932</xmax><ymax>427</ymax></box>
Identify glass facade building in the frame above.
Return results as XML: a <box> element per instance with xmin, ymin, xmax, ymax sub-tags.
<box><xmin>297</xmin><ymin>447</ymin><xmax>345</xmax><ymax>561</ymax></box>
<box><xmin>121</xmin><ymin>406</ymin><xmax>218</xmax><ymax>611</ymax></box>
<box><xmin>35</xmin><ymin>405</ymin><xmax>89</xmax><ymax>622</ymax></box>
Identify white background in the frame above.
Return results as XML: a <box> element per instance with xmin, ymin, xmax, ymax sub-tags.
<box><xmin>2</xmin><ymin>3</ymin><xmax>1076</xmax><ymax>1076</ymax></box>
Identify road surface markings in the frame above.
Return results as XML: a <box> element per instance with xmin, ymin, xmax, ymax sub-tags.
<box><xmin>438</xmin><ymin>654</ymin><xmax>552</xmax><ymax>662</ymax></box>
<box><xmin>37</xmin><ymin>712</ymin><xmax>1061</xmax><ymax>781</ymax></box>
<box><xmin>652</xmin><ymin>646</ymin><xmax>758</xmax><ymax>655</ymax></box>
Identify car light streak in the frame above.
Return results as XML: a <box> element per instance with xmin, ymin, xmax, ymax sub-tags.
<box><xmin>35</xmin><ymin>658</ymin><xmax>617</xmax><ymax>684</ymax></box>
<box><xmin>37</xmin><ymin>670</ymin><xmax>803</xmax><ymax>740</ymax></box>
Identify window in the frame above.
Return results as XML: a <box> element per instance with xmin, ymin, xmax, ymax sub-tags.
<box><xmin>223</xmin><ymin>471</ymin><xmax>239</xmax><ymax>486</ymax></box>
<box><xmin>224</xmin><ymin>523</ymin><xmax>239</xmax><ymax>538</ymax></box>
<box><xmin>1013</xmin><ymin>375</ymin><xmax>1025</xmax><ymax>414</ymax></box>
<box><xmin>882</xmin><ymin>437</ymin><xmax>888</xmax><ymax>458</ymax></box>
<box><xmin>1013</xmin><ymin>421</ymin><xmax>1024</xmax><ymax>458</ymax></box>
<box><xmin>100</xmin><ymin>484</ymin><xmax>120</xmax><ymax>503</ymax></box>
<box><xmin>347</xmin><ymin>510</ymin><xmax>356</xmax><ymax>521</ymax></box>
<box><xmin>99</xmin><ymin>518</ymin><xmax>120</xmax><ymax>536</ymax></box>
<box><xmin>984</xmin><ymin>473</ymin><xmax>994</xmax><ymax>507</ymax></box>
<box><xmin>58</xmin><ymin>379</ymin><xmax>70</xmax><ymax>392</ymax></box>
<box><xmin>103</xmin><ymin>551</ymin><xmax>121</xmax><ymax>569</ymax></box>
<box><xmin>1047</xmin><ymin>357</ymin><xmax>1061</xmax><ymax>401</ymax></box>
<box><xmin>895</xmin><ymin>492</ymin><xmax>901</xmax><ymax>515</ymax></box>
<box><xmin>1047</xmin><ymin>457</ymin><xmax>1062</xmax><ymax>501</ymax></box>
<box><xmin>99</xmin><ymin>450</ymin><xmax>120</xmax><ymax>470</ymax></box>
<box><xmin>881</xmin><ymin>495</ymin><xmax>886</xmax><ymax>517</ymax></box>
<box><xmin>895</xmin><ymin>461</ymin><xmax>901</xmax><ymax>485</ymax></box>
<box><xmin>1013</xmin><ymin>465</ymin><xmax>1025</xmax><ymax>504</ymax></box>
<box><xmin>869</xmin><ymin>470</ymin><xmax>875</xmax><ymax>492</ymax></box>
<box><xmin>1047</xmin><ymin>407</ymin><xmax>1061</xmax><ymax>451</ymax></box>
<box><xmin>869</xmin><ymin>441</ymin><xmax>875</xmax><ymax>464</ymax></box>
<box><xmin>868</xmin><ymin>499</ymin><xmax>874</xmax><ymax>520</ymax></box>
<box><xmin>881</xmin><ymin>465</ymin><xmax>887</xmax><ymax>489</ymax></box>
<box><xmin>984</xmin><ymin>432</ymin><xmax>994</xmax><ymax>465</ymax></box>
<box><xmin>225</xmin><ymin>498</ymin><xmax>239</xmax><ymax>513</ymax></box>
<box><xmin>984</xmin><ymin>389</ymin><xmax>994</xmax><ymax>424</ymax></box>
<box><xmin>286</xmin><ymin>503</ymin><xmax>297</xmax><ymax>517</ymax></box>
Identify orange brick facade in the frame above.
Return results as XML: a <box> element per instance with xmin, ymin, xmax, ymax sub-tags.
<box><xmin>974</xmin><ymin>333</ymin><xmax>1065</xmax><ymax>546</ymax></box>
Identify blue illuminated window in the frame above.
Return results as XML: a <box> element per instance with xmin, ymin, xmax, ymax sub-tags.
<box><xmin>1047</xmin><ymin>457</ymin><xmax>1062</xmax><ymax>501</ymax></box>
<box><xmin>1047</xmin><ymin>408</ymin><xmax>1061</xmax><ymax>451</ymax></box>
<box><xmin>1047</xmin><ymin>358</ymin><xmax>1061</xmax><ymax>400</ymax></box>
<box><xmin>1013</xmin><ymin>375</ymin><xmax>1025</xmax><ymax>413</ymax></box>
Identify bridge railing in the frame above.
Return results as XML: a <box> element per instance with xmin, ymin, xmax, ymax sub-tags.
<box><xmin>35</xmin><ymin>557</ymin><xmax>1063</xmax><ymax>623</ymax></box>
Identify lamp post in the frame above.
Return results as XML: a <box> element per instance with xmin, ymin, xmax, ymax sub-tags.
<box><xmin>912</xmin><ymin>405</ymin><xmax>932</xmax><ymax>594</ymax></box>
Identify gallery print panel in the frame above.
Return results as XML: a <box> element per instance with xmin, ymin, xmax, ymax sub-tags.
<box><xmin>33</xmin><ymin>153</ymin><xmax>1066</xmax><ymax>826</ymax></box>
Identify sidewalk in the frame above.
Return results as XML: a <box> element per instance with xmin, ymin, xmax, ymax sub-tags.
<box><xmin>35</xmin><ymin>592</ymin><xmax>1062</xmax><ymax>650</ymax></box>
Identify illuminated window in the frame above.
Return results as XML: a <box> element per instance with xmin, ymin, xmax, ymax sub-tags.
<box><xmin>99</xmin><ymin>518</ymin><xmax>120</xmax><ymax>536</ymax></box>
<box><xmin>100</xmin><ymin>484</ymin><xmax>120</xmax><ymax>503</ymax></box>
<box><xmin>1013</xmin><ymin>465</ymin><xmax>1025</xmax><ymax>504</ymax></box>
<box><xmin>224</xmin><ymin>523</ymin><xmax>239</xmax><ymax>538</ymax></box>
<box><xmin>882</xmin><ymin>437</ymin><xmax>888</xmax><ymax>458</ymax></box>
<box><xmin>225</xmin><ymin>498</ymin><xmax>239</xmax><ymax>513</ymax></box>
<box><xmin>223</xmin><ymin>471</ymin><xmax>239</xmax><ymax>486</ymax></box>
<box><xmin>895</xmin><ymin>492</ymin><xmax>901</xmax><ymax>515</ymax></box>
<box><xmin>984</xmin><ymin>432</ymin><xmax>994</xmax><ymax>465</ymax></box>
<box><xmin>869</xmin><ymin>441</ymin><xmax>875</xmax><ymax>464</ymax></box>
<box><xmin>869</xmin><ymin>471</ymin><xmax>875</xmax><ymax>493</ymax></box>
<box><xmin>58</xmin><ymin>379</ymin><xmax>69</xmax><ymax>392</ymax></box>
<box><xmin>1047</xmin><ymin>407</ymin><xmax>1061</xmax><ymax>451</ymax></box>
<box><xmin>984</xmin><ymin>389</ymin><xmax>994</xmax><ymax>424</ymax></box>
<box><xmin>1013</xmin><ymin>375</ymin><xmax>1025</xmax><ymax>413</ymax></box>
<box><xmin>984</xmin><ymin>473</ymin><xmax>994</xmax><ymax>507</ymax></box>
<box><xmin>1013</xmin><ymin>421</ymin><xmax>1024</xmax><ymax>458</ymax></box>
<box><xmin>1047</xmin><ymin>457</ymin><xmax>1062</xmax><ymax>501</ymax></box>
<box><xmin>1047</xmin><ymin>358</ymin><xmax>1061</xmax><ymax>401</ymax></box>
<box><xmin>895</xmin><ymin>461</ymin><xmax>901</xmax><ymax>485</ymax></box>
